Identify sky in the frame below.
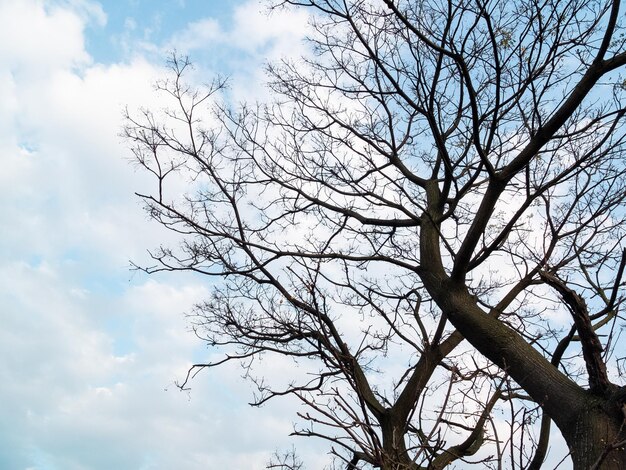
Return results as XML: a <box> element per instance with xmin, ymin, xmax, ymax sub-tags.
<box><xmin>0</xmin><ymin>0</ymin><xmax>328</xmax><ymax>468</ymax></box>
<box><xmin>0</xmin><ymin>1</ymin><xmax>581</xmax><ymax>469</ymax></box>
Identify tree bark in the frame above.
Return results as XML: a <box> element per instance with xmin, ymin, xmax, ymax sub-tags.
<box><xmin>419</xmin><ymin>182</ymin><xmax>626</xmax><ymax>469</ymax></box>
<box><xmin>379</xmin><ymin>414</ymin><xmax>418</xmax><ymax>470</ymax></box>
<box><xmin>423</xmin><ymin>276</ymin><xmax>626</xmax><ymax>469</ymax></box>
<box><xmin>565</xmin><ymin>399</ymin><xmax>626</xmax><ymax>469</ymax></box>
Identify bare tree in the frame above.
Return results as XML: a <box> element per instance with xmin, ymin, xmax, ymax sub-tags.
<box><xmin>125</xmin><ymin>0</ymin><xmax>626</xmax><ymax>468</ymax></box>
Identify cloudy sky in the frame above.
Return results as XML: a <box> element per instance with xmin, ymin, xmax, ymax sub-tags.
<box><xmin>0</xmin><ymin>1</ymin><xmax>329</xmax><ymax>468</ymax></box>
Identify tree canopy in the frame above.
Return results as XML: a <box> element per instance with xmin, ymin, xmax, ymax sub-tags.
<box><xmin>125</xmin><ymin>0</ymin><xmax>626</xmax><ymax>468</ymax></box>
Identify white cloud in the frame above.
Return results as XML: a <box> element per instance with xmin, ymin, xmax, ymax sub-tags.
<box><xmin>168</xmin><ymin>0</ymin><xmax>308</xmax><ymax>56</ymax></box>
<box><xmin>169</xmin><ymin>17</ymin><xmax>222</xmax><ymax>52</ymax></box>
<box><xmin>63</xmin><ymin>0</ymin><xmax>107</xmax><ymax>27</ymax></box>
<box><xmin>0</xmin><ymin>0</ymin><xmax>323</xmax><ymax>468</ymax></box>
<box><xmin>230</xmin><ymin>1</ymin><xmax>308</xmax><ymax>54</ymax></box>
<box><xmin>0</xmin><ymin>0</ymin><xmax>91</xmax><ymax>73</ymax></box>
<box><xmin>164</xmin><ymin>0</ymin><xmax>310</xmax><ymax>102</ymax></box>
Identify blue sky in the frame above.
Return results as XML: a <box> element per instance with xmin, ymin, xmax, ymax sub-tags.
<box><xmin>0</xmin><ymin>1</ymin><xmax>325</xmax><ymax>468</ymax></box>
<box><xmin>84</xmin><ymin>0</ymin><xmax>239</xmax><ymax>63</ymax></box>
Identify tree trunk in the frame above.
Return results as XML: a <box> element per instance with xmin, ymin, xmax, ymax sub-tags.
<box><xmin>379</xmin><ymin>414</ymin><xmax>417</xmax><ymax>470</ymax></box>
<box><xmin>417</xmin><ymin>191</ymin><xmax>626</xmax><ymax>469</ymax></box>
<box><xmin>562</xmin><ymin>397</ymin><xmax>626</xmax><ymax>469</ymax></box>
<box><xmin>425</xmin><ymin>278</ymin><xmax>626</xmax><ymax>469</ymax></box>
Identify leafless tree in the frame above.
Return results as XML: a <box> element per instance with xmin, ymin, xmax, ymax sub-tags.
<box><xmin>125</xmin><ymin>0</ymin><xmax>626</xmax><ymax>468</ymax></box>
